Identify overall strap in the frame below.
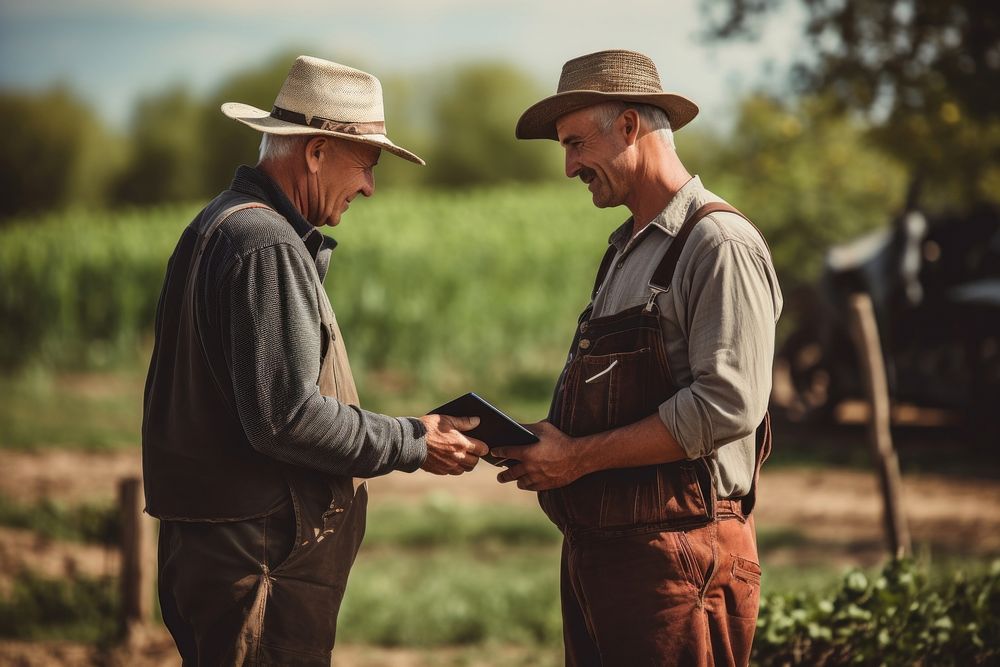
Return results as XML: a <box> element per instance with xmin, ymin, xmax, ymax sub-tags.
<box><xmin>648</xmin><ymin>202</ymin><xmax>749</xmax><ymax>292</ymax></box>
<box><xmin>192</xmin><ymin>202</ymin><xmax>273</xmax><ymax>276</ymax></box>
<box><xmin>186</xmin><ymin>201</ymin><xmax>275</xmax><ymax>418</ymax></box>
<box><xmin>741</xmin><ymin>411</ymin><xmax>772</xmax><ymax>516</ymax></box>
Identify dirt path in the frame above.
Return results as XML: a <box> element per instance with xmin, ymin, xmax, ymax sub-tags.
<box><xmin>2</xmin><ymin>449</ymin><xmax>999</xmax><ymax>571</ymax></box>
<box><xmin>0</xmin><ymin>636</ymin><xmax>556</xmax><ymax>667</ymax></box>
<box><xmin>2</xmin><ymin>449</ymin><xmax>999</xmax><ymax>666</ymax></box>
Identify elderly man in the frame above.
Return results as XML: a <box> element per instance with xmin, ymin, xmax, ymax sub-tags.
<box><xmin>142</xmin><ymin>56</ymin><xmax>486</xmax><ymax>665</ymax></box>
<box><xmin>493</xmin><ymin>50</ymin><xmax>782</xmax><ymax>666</ymax></box>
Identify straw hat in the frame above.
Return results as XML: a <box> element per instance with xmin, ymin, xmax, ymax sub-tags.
<box><xmin>222</xmin><ymin>55</ymin><xmax>424</xmax><ymax>165</ymax></box>
<box><xmin>515</xmin><ymin>50</ymin><xmax>698</xmax><ymax>141</ymax></box>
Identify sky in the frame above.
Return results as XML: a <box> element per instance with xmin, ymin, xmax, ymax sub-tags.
<box><xmin>0</xmin><ymin>0</ymin><xmax>806</xmax><ymax>130</ymax></box>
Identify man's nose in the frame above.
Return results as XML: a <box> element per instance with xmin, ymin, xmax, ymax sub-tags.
<box><xmin>362</xmin><ymin>172</ymin><xmax>375</xmax><ymax>197</ymax></box>
<box><xmin>565</xmin><ymin>153</ymin><xmax>580</xmax><ymax>179</ymax></box>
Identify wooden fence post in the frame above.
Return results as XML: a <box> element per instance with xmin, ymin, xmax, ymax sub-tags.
<box><xmin>119</xmin><ymin>476</ymin><xmax>152</xmax><ymax>637</ymax></box>
<box><xmin>847</xmin><ymin>293</ymin><xmax>912</xmax><ymax>558</ymax></box>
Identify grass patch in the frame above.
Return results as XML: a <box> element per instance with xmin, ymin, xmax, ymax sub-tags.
<box><xmin>1</xmin><ymin>496</ymin><xmax>997</xmax><ymax>654</ymax></box>
<box><xmin>364</xmin><ymin>495</ymin><xmax>560</xmax><ymax>550</ymax></box>
<box><xmin>0</xmin><ymin>573</ymin><xmax>118</xmax><ymax>642</ymax></box>
<box><xmin>0</xmin><ymin>494</ymin><xmax>119</xmax><ymax>544</ymax></box>
<box><xmin>0</xmin><ymin>368</ymin><xmax>144</xmax><ymax>451</ymax></box>
<box><xmin>339</xmin><ymin>548</ymin><xmax>562</xmax><ymax>647</ymax></box>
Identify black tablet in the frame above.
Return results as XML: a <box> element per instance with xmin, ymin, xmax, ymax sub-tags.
<box><xmin>429</xmin><ymin>392</ymin><xmax>539</xmax><ymax>467</ymax></box>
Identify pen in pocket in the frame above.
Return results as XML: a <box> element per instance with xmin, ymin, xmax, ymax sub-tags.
<box><xmin>585</xmin><ymin>359</ymin><xmax>618</xmax><ymax>384</ymax></box>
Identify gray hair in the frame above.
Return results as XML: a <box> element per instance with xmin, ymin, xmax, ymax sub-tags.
<box><xmin>257</xmin><ymin>133</ymin><xmax>310</xmax><ymax>163</ymax></box>
<box><xmin>591</xmin><ymin>102</ymin><xmax>675</xmax><ymax>148</ymax></box>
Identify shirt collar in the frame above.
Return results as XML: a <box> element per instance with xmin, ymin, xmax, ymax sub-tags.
<box><xmin>607</xmin><ymin>175</ymin><xmax>705</xmax><ymax>255</ymax></box>
<box><xmin>229</xmin><ymin>165</ymin><xmax>336</xmax><ymax>259</ymax></box>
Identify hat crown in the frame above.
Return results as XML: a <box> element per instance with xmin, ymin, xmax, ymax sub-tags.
<box><xmin>556</xmin><ymin>49</ymin><xmax>664</xmax><ymax>95</ymax></box>
<box><xmin>273</xmin><ymin>55</ymin><xmax>385</xmax><ymax>124</ymax></box>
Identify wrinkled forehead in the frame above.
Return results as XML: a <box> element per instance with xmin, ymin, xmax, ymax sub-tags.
<box><xmin>555</xmin><ymin>106</ymin><xmax>602</xmax><ymax>143</ymax></box>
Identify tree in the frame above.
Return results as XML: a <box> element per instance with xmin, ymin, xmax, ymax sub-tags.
<box><xmin>703</xmin><ymin>0</ymin><xmax>1000</xmax><ymax>204</ymax></box>
<box><xmin>699</xmin><ymin>93</ymin><xmax>908</xmax><ymax>291</ymax></box>
<box><xmin>426</xmin><ymin>62</ymin><xmax>561</xmax><ymax>187</ymax></box>
<box><xmin>114</xmin><ymin>86</ymin><xmax>203</xmax><ymax>204</ymax></box>
<box><xmin>0</xmin><ymin>87</ymin><xmax>119</xmax><ymax>220</ymax></box>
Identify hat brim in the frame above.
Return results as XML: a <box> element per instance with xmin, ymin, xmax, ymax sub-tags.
<box><xmin>221</xmin><ymin>102</ymin><xmax>425</xmax><ymax>165</ymax></box>
<box><xmin>515</xmin><ymin>91</ymin><xmax>698</xmax><ymax>141</ymax></box>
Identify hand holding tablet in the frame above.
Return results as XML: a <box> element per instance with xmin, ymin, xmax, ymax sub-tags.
<box><xmin>429</xmin><ymin>392</ymin><xmax>539</xmax><ymax>467</ymax></box>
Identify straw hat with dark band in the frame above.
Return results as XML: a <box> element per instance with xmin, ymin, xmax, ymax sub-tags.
<box><xmin>222</xmin><ymin>55</ymin><xmax>424</xmax><ymax>165</ymax></box>
<box><xmin>515</xmin><ymin>49</ymin><xmax>698</xmax><ymax>141</ymax></box>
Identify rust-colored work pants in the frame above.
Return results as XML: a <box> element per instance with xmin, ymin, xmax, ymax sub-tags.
<box><xmin>560</xmin><ymin>512</ymin><xmax>761</xmax><ymax>667</ymax></box>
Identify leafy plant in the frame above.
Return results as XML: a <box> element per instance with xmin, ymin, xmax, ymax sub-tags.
<box><xmin>754</xmin><ymin>558</ymin><xmax>1000</xmax><ymax>665</ymax></box>
<box><xmin>0</xmin><ymin>494</ymin><xmax>119</xmax><ymax>544</ymax></box>
<box><xmin>0</xmin><ymin>573</ymin><xmax>118</xmax><ymax>642</ymax></box>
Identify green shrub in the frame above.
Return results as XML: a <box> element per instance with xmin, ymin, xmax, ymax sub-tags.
<box><xmin>754</xmin><ymin>558</ymin><xmax>1000</xmax><ymax>666</ymax></box>
<box><xmin>0</xmin><ymin>495</ymin><xmax>119</xmax><ymax>544</ymax></box>
<box><xmin>0</xmin><ymin>573</ymin><xmax>118</xmax><ymax>642</ymax></box>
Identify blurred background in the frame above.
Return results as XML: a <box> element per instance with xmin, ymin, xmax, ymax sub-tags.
<box><xmin>0</xmin><ymin>0</ymin><xmax>998</xmax><ymax>665</ymax></box>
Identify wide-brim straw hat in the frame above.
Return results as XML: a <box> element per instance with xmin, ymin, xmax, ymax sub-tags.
<box><xmin>222</xmin><ymin>55</ymin><xmax>424</xmax><ymax>165</ymax></box>
<box><xmin>516</xmin><ymin>49</ymin><xmax>698</xmax><ymax>141</ymax></box>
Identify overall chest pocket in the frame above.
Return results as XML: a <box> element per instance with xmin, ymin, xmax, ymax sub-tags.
<box><xmin>565</xmin><ymin>347</ymin><xmax>655</xmax><ymax>437</ymax></box>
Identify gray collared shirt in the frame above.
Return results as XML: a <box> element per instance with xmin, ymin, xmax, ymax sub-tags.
<box><xmin>591</xmin><ymin>176</ymin><xmax>782</xmax><ymax>498</ymax></box>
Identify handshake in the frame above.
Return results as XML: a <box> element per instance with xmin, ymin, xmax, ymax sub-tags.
<box><xmin>416</xmin><ymin>394</ymin><xmax>583</xmax><ymax>492</ymax></box>
<box><xmin>417</xmin><ymin>392</ymin><xmax>536</xmax><ymax>476</ymax></box>
<box><xmin>416</xmin><ymin>414</ymin><xmax>490</xmax><ymax>476</ymax></box>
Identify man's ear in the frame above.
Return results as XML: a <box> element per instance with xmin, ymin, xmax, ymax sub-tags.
<box><xmin>304</xmin><ymin>136</ymin><xmax>328</xmax><ymax>174</ymax></box>
<box><xmin>620</xmin><ymin>108</ymin><xmax>640</xmax><ymax>146</ymax></box>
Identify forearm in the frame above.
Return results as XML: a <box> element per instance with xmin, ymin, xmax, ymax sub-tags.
<box><xmin>228</xmin><ymin>243</ymin><xmax>426</xmax><ymax>478</ymax></box>
<box><xmin>259</xmin><ymin>393</ymin><xmax>427</xmax><ymax>477</ymax></box>
<box><xmin>576</xmin><ymin>413</ymin><xmax>687</xmax><ymax>476</ymax></box>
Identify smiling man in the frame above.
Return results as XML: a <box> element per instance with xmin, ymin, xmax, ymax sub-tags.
<box><xmin>494</xmin><ymin>50</ymin><xmax>783</xmax><ymax>666</ymax></box>
<box><xmin>142</xmin><ymin>56</ymin><xmax>487</xmax><ymax>665</ymax></box>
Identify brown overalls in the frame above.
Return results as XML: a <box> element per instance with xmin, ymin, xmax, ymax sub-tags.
<box><xmin>157</xmin><ymin>203</ymin><xmax>368</xmax><ymax>666</ymax></box>
<box><xmin>539</xmin><ymin>203</ymin><xmax>772</xmax><ymax>667</ymax></box>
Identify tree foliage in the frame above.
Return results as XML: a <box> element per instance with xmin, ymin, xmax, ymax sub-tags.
<box><xmin>688</xmin><ymin>92</ymin><xmax>907</xmax><ymax>291</ymax></box>
<box><xmin>0</xmin><ymin>88</ymin><xmax>121</xmax><ymax>219</ymax></box>
<box><xmin>114</xmin><ymin>86</ymin><xmax>204</xmax><ymax>204</ymax></box>
<box><xmin>425</xmin><ymin>62</ymin><xmax>561</xmax><ymax>186</ymax></box>
<box><xmin>704</xmin><ymin>0</ymin><xmax>1000</xmax><ymax>203</ymax></box>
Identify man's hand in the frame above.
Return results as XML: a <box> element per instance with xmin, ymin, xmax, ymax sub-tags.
<box><xmin>493</xmin><ymin>421</ymin><xmax>591</xmax><ymax>491</ymax></box>
<box><xmin>419</xmin><ymin>414</ymin><xmax>489</xmax><ymax>475</ymax></box>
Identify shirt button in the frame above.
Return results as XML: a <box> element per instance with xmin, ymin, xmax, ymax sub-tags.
<box><xmin>579</xmin><ymin>322</ymin><xmax>588</xmax><ymax>333</ymax></box>
<box><xmin>616</xmin><ymin>261</ymin><xmax>624</xmax><ymax>269</ymax></box>
<box><xmin>579</xmin><ymin>339</ymin><xmax>591</xmax><ymax>350</ymax></box>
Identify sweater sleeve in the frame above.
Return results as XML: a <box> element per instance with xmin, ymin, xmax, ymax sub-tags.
<box><xmin>226</xmin><ymin>242</ymin><xmax>427</xmax><ymax>476</ymax></box>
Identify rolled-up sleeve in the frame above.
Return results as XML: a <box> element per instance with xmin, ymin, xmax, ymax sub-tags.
<box><xmin>659</xmin><ymin>239</ymin><xmax>776</xmax><ymax>459</ymax></box>
<box><xmin>225</xmin><ymin>243</ymin><xmax>427</xmax><ymax>476</ymax></box>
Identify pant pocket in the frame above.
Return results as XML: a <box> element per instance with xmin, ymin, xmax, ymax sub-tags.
<box><xmin>727</xmin><ymin>555</ymin><xmax>762</xmax><ymax>619</ymax></box>
<box><xmin>320</xmin><ymin>476</ymin><xmax>356</xmax><ymax>537</ymax></box>
<box><xmin>264</xmin><ymin>500</ymin><xmax>297</xmax><ymax>572</ymax></box>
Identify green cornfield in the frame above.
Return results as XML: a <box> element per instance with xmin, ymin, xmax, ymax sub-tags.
<box><xmin>0</xmin><ymin>185</ymin><xmax>622</xmax><ymax>406</ymax></box>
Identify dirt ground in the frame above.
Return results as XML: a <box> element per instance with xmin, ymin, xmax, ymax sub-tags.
<box><xmin>2</xmin><ymin>442</ymin><xmax>999</xmax><ymax>665</ymax></box>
